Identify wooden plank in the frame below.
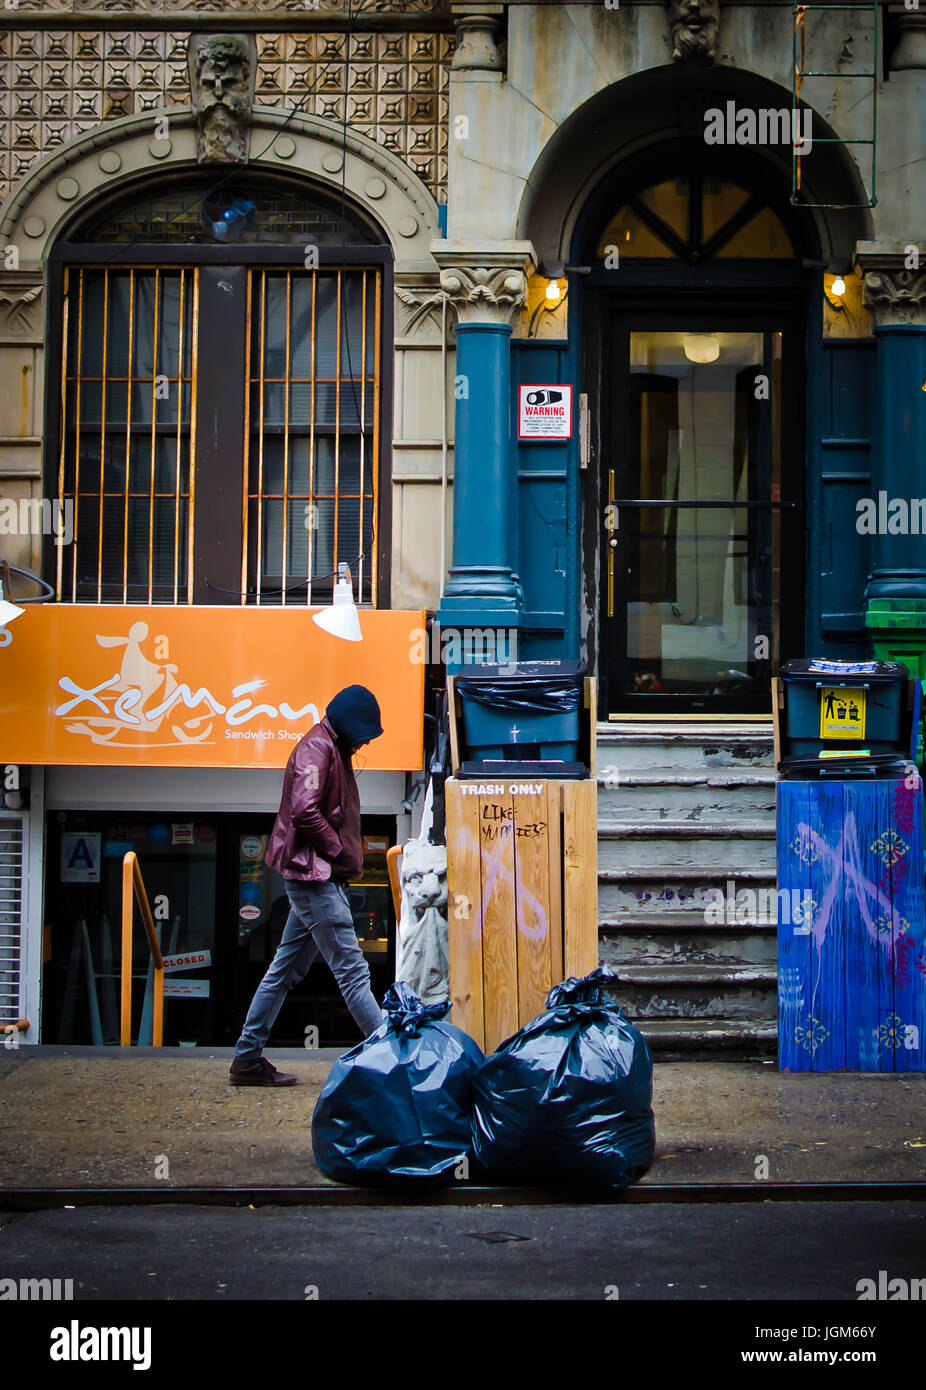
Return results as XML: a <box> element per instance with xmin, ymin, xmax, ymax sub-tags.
<box><xmin>585</xmin><ymin>677</ymin><xmax>597</xmax><ymax>777</ymax></box>
<box><xmin>513</xmin><ymin>783</ymin><xmax>554</xmax><ymax>1027</ymax></box>
<box><xmin>547</xmin><ymin>782</ymin><xmax>564</xmax><ymax>985</ymax></box>
<box><xmin>843</xmin><ymin>781</ymin><xmax>882</xmax><ymax>1071</ymax></box>
<box><xmin>445</xmin><ymin>778</ymin><xmax>485</xmax><ymax>1051</ymax></box>
<box><xmin>777</xmin><ymin>780</ymin><xmax>814</xmax><ymax>1072</ymax></box>
<box><xmin>887</xmin><ymin>777</ymin><xmax>926</xmax><ymax>1074</ymax></box>
<box><xmin>563</xmin><ymin>779</ymin><xmax>598</xmax><ymax>978</ymax></box>
<box><xmin>447</xmin><ymin>675</ymin><xmax>460</xmax><ymax>774</ymax></box>
<box><xmin>771</xmin><ymin>677</ymin><xmax>782</xmax><ymax>771</ymax></box>
<box><xmin>868</xmin><ymin>781</ymin><xmax>900</xmax><ymax>1073</ymax></box>
<box><xmin>479</xmin><ymin>786</ymin><xmax>519</xmax><ymax>1052</ymax></box>
<box><xmin>810</xmin><ymin>781</ymin><xmax>846</xmax><ymax>1072</ymax></box>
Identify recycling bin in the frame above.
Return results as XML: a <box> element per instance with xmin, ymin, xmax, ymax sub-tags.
<box><xmin>774</xmin><ymin>658</ymin><xmax>919</xmax><ymax>779</ymax></box>
<box><xmin>452</xmin><ymin>659</ymin><xmax>588</xmax><ymax>776</ymax></box>
<box><xmin>774</xmin><ymin>657</ymin><xmax>926</xmax><ymax>1072</ymax></box>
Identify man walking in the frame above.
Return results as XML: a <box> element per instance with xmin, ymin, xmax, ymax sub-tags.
<box><xmin>229</xmin><ymin>685</ymin><xmax>386</xmax><ymax>1086</ymax></box>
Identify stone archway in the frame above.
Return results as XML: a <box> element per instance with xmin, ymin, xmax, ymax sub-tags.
<box><xmin>1</xmin><ymin>106</ymin><xmax>440</xmax><ymax>267</ymax></box>
<box><xmin>516</xmin><ymin>64</ymin><xmax>874</xmax><ymax>273</ymax></box>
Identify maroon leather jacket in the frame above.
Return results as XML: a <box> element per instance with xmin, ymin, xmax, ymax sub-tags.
<box><xmin>264</xmin><ymin>717</ymin><xmax>362</xmax><ymax>882</ymax></box>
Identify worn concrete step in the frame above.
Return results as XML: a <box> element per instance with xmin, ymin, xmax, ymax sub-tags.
<box><xmin>596</xmin><ymin>723</ymin><xmax>774</xmax><ymax>771</ymax></box>
<box><xmin>605</xmin><ymin>974</ymin><xmax>776</xmax><ymax>1022</ymax></box>
<box><xmin>609</xmin><ymin>963</ymin><xmax>776</xmax><ymax>987</ymax></box>
<box><xmin>630</xmin><ymin>1017</ymin><xmax>777</xmax><ymax>1057</ymax></box>
<box><xmin>598</xmin><ymin>868</ymin><xmax>775</xmax><ymax>919</ymax></box>
<box><xmin>597</xmin><ymin>768</ymin><xmax>777</xmax><ymax>822</ymax></box>
<box><xmin>597</xmin><ymin>824</ymin><xmax>777</xmax><ymax>871</ymax></box>
<box><xmin>600</xmin><ymin>924</ymin><xmax>777</xmax><ymax>967</ymax></box>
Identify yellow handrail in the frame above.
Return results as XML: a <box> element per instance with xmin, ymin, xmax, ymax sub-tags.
<box><xmin>120</xmin><ymin>852</ymin><xmax>164</xmax><ymax>1047</ymax></box>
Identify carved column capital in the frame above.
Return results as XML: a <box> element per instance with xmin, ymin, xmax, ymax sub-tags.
<box><xmin>432</xmin><ymin>246</ymin><xmax>535</xmax><ymax>327</ymax></box>
<box><xmin>394</xmin><ymin>271</ymin><xmax>450</xmax><ymax>341</ymax></box>
<box><xmin>450</xmin><ymin>3</ymin><xmax>504</xmax><ymax>71</ymax></box>
<box><xmin>856</xmin><ymin>248</ymin><xmax>926</xmax><ymax>328</ymax></box>
<box><xmin>888</xmin><ymin>6</ymin><xmax>926</xmax><ymax>71</ymax></box>
<box><xmin>0</xmin><ymin>272</ymin><xmax>44</xmax><ymax>344</ymax></box>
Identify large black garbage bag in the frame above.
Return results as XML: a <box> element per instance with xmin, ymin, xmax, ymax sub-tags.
<box><xmin>311</xmin><ymin>982</ymin><xmax>485</xmax><ymax>1186</ymax></box>
<box><xmin>471</xmin><ymin>968</ymin><xmax>655</xmax><ymax>1188</ymax></box>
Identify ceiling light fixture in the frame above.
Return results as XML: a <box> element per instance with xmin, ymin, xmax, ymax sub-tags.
<box><xmin>683</xmin><ymin>333</ymin><xmax>721</xmax><ymax>365</ymax></box>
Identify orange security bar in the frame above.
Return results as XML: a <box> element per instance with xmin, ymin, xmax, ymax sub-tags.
<box><xmin>120</xmin><ymin>852</ymin><xmax>164</xmax><ymax>1047</ymax></box>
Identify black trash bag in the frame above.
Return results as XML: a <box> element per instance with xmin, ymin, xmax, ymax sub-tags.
<box><xmin>311</xmin><ymin>982</ymin><xmax>485</xmax><ymax>1186</ymax></box>
<box><xmin>470</xmin><ymin>968</ymin><xmax>655</xmax><ymax>1188</ymax></box>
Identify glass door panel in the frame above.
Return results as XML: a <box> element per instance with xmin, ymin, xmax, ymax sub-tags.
<box><xmin>606</xmin><ymin>327</ymin><xmax>791</xmax><ymax>709</ymax></box>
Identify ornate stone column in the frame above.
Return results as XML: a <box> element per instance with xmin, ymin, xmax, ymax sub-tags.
<box><xmin>855</xmin><ymin>245</ymin><xmax>926</xmax><ymax>677</ymax></box>
<box><xmin>434</xmin><ymin>246</ymin><xmax>533</xmax><ymax>628</ymax></box>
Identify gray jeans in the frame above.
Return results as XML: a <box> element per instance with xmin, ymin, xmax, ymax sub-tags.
<box><xmin>234</xmin><ymin>879</ymin><xmax>384</xmax><ymax>1060</ymax></box>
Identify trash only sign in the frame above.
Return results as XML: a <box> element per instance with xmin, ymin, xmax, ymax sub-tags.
<box><xmin>820</xmin><ymin>686</ymin><xmax>866</xmax><ymax>740</ymax></box>
<box><xmin>518</xmin><ymin>385</ymin><xmax>572</xmax><ymax>440</ymax></box>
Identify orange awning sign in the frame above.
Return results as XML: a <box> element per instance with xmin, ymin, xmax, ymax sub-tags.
<box><xmin>0</xmin><ymin>605</ymin><xmax>425</xmax><ymax>770</ymax></box>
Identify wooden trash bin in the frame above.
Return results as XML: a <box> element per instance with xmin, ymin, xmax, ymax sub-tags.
<box><xmin>445</xmin><ymin>676</ymin><xmax>598</xmax><ymax>1053</ymax></box>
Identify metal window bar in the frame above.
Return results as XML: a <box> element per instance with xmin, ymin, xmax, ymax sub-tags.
<box><xmin>0</xmin><ymin>817</ymin><xmax>24</xmax><ymax>1031</ymax></box>
<box><xmin>58</xmin><ymin>267</ymin><xmax>197</xmax><ymax>603</ymax></box>
<box><xmin>243</xmin><ymin>267</ymin><xmax>380</xmax><ymax>607</ymax></box>
<box><xmin>792</xmin><ymin>2</ymin><xmax>878</xmax><ymax>208</ymax></box>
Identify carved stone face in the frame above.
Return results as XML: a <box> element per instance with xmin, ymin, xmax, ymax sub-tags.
<box><xmin>400</xmin><ymin>841</ymin><xmax>448</xmax><ymax>924</ymax></box>
<box><xmin>195</xmin><ymin>37</ymin><xmax>250</xmax><ymax>116</ymax></box>
<box><xmin>668</xmin><ymin>0</ymin><xmax>720</xmax><ymax>61</ymax></box>
<box><xmin>189</xmin><ymin>34</ymin><xmax>253</xmax><ymax>163</ymax></box>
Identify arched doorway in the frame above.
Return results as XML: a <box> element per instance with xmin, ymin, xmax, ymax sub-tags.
<box><xmin>575</xmin><ymin>142</ymin><xmax>816</xmax><ymax>715</ymax></box>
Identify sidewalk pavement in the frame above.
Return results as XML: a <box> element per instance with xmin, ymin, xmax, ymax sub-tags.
<box><xmin>1</xmin><ymin>1046</ymin><xmax>924</xmax><ymax>1191</ymax></box>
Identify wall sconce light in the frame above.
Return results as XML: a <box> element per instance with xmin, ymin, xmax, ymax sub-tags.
<box><xmin>545</xmin><ymin>279</ymin><xmax>563</xmax><ymax>303</ymax></box>
<box><xmin>0</xmin><ymin>579</ymin><xmax>24</xmax><ymax>632</ymax></box>
<box><xmin>312</xmin><ymin>563</ymin><xmax>362</xmax><ymax>642</ymax></box>
<box><xmin>831</xmin><ymin>275</ymin><xmax>846</xmax><ymax>297</ymax></box>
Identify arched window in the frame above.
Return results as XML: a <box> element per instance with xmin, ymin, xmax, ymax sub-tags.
<box><xmin>49</xmin><ymin>175</ymin><xmax>389</xmax><ymax>607</ymax></box>
<box><xmin>596</xmin><ymin>174</ymin><xmax>795</xmax><ymax>263</ymax></box>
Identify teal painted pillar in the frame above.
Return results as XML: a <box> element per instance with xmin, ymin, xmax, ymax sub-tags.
<box><xmin>864</xmin><ymin>324</ymin><xmax>926</xmax><ymax>601</ymax></box>
<box><xmin>858</xmin><ymin>253</ymin><xmax>926</xmax><ymax>770</ymax></box>
<box><xmin>440</xmin><ymin>321</ymin><xmax>522</xmax><ymax>617</ymax></box>
<box><xmin>434</xmin><ymin>256</ymin><xmax>529</xmax><ymax>633</ymax></box>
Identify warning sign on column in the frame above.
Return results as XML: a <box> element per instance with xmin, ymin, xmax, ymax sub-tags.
<box><xmin>518</xmin><ymin>385</ymin><xmax>573</xmax><ymax>440</ymax></box>
<box><xmin>820</xmin><ymin>686</ymin><xmax>866</xmax><ymax>740</ymax></box>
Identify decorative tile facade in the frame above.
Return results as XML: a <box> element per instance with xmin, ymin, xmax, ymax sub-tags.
<box><xmin>0</xmin><ymin>26</ymin><xmax>451</xmax><ymax>207</ymax></box>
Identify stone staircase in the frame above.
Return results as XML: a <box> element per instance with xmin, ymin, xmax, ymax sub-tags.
<box><xmin>596</xmin><ymin>721</ymin><xmax>778</xmax><ymax>1058</ymax></box>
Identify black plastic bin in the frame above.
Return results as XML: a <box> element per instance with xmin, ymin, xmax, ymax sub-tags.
<box><xmin>454</xmin><ymin>659</ymin><xmax>587</xmax><ymax>777</ymax></box>
<box><xmin>777</xmin><ymin>658</ymin><xmax>919</xmax><ymax>779</ymax></box>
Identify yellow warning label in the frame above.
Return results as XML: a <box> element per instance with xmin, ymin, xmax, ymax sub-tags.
<box><xmin>820</xmin><ymin>686</ymin><xmax>866</xmax><ymax>740</ymax></box>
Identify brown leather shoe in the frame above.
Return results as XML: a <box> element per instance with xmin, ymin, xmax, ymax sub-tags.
<box><xmin>229</xmin><ymin>1057</ymin><xmax>297</xmax><ymax>1086</ymax></box>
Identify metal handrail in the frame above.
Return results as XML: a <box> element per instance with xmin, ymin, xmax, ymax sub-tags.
<box><xmin>120</xmin><ymin>852</ymin><xmax>164</xmax><ymax>1047</ymax></box>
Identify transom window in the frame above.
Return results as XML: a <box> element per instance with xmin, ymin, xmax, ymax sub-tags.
<box><xmin>596</xmin><ymin>175</ymin><xmax>795</xmax><ymax>263</ymax></box>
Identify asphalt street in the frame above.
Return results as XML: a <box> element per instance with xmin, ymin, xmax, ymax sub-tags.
<box><xmin>0</xmin><ymin>1200</ymin><xmax>923</xmax><ymax>1301</ymax></box>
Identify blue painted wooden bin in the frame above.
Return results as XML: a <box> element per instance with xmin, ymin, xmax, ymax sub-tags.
<box><xmin>777</xmin><ymin>777</ymin><xmax>926</xmax><ymax>1071</ymax></box>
